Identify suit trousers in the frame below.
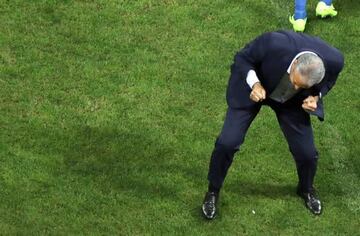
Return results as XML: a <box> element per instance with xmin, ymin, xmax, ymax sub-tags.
<box><xmin>207</xmin><ymin>100</ymin><xmax>318</xmax><ymax>193</ymax></box>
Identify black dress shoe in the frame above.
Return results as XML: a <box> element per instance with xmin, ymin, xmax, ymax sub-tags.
<box><xmin>202</xmin><ymin>192</ymin><xmax>218</xmax><ymax>219</ymax></box>
<box><xmin>297</xmin><ymin>188</ymin><xmax>322</xmax><ymax>215</ymax></box>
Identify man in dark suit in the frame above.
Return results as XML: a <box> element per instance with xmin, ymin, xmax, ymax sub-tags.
<box><xmin>202</xmin><ymin>30</ymin><xmax>344</xmax><ymax>219</ymax></box>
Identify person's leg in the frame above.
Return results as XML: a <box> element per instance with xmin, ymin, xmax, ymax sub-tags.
<box><xmin>294</xmin><ymin>0</ymin><xmax>307</xmax><ymax>20</ymax></box>
<box><xmin>207</xmin><ymin>106</ymin><xmax>260</xmax><ymax>192</ymax></box>
<box><xmin>321</xmin><ymin>0</ymin><xmax>332</xmax><ymax>5</ymax></box>
<box><xmin>274</xmin><ymin>105</ymin><xmax>317</xmax><ymax>192</ymax></box>
<box><xmin>290</xmin><ymin>0</ymin><xmax>308</xmax><ymax>32</ymax></box>
<box><xmin>203</xmin><ymin>106</ymin><xmax>260</xmax><ymax>219</ymax></box>
<box><xmin>273</xmin><ymin>105</ymin><xmax>322</xmax><ymax>214</ymax></box>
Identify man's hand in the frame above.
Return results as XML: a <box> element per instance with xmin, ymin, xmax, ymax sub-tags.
<box><xmin>302</xmin><ymin>95</ymin><xmax>319</xmax><ymax>112</ymax></box>
<box><xmin>250</xmin><ymin>82</ymin><xmax>266</xmax><ymax>102</ymax></box>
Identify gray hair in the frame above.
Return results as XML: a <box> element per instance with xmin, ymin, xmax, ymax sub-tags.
<box><xmin>295</xmin><ymin>53</ymin><xmax>325</xmax><ymax>87</ymax></box>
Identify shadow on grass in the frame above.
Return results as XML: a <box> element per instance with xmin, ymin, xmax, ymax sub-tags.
<box><xmin>62</xmin><ymin>125</ymin><xmax>177</xmax><ymax>197</ymax></box>
<box><xmin>15</xmin><ymin>121</ymin><xmax>207</xmax><ymax>202</ymax></box>
<box><xmin>227</xmin><ymin>181</ymin><xmax>295</xmax><ymax>198</ymax></box>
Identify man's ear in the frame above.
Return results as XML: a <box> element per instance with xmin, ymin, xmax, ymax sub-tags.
<box><xmin>293</xmin><ymin>59</ymin><xmax>298</xmax><ymax>67</ymax></box>
<box><xmin>291</xmin><ymin>59</ymin><xmax>298</xmax><ymax>73</ymax></box>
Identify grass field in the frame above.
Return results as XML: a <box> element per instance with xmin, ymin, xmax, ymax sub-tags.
<box><xmin>1</xmin><ymin>0</ymin><xmax>360</xmax><ymax>234</ymax></box>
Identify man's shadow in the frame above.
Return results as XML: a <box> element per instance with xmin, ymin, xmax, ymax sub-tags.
<box><xmin>227</xmin><ymin>181</ymin><xmax>295</xmax><ymax>198</ymax></box>
<box><xmin>18</xmin><ymin>121</ymin><xmax>209</xmax><ymax>203</ymax></box>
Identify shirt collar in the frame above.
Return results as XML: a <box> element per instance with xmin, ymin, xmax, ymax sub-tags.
<box><xmin>287</xmin><ymin>51</ymin><xmax>318</xmax><ymax>74</ymax></box>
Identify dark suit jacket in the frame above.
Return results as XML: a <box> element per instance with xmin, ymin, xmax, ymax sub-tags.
<box><xmin>226</xmin><ymin>30</ymin><xmax>344</xmax><ymax>121</ymax></box>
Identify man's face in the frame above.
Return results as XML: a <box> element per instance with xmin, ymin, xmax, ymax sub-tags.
<box><xmin>289</xmin><ymin>60</ymin><xmax>310</xmax><ymax>90</ymax></box>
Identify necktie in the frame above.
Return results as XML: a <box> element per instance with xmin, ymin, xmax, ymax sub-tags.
<box><xmin>269</xmin><ymin>73</ymin><xmax>299</xmax><ymax>103</ymax></box>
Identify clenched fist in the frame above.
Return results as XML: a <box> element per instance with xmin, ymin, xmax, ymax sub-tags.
<box><xmin>302</xmin><ymin>95</ymin><xmax>319</xmax><ymax>112</ymax></box>
<box><xmin>250</xmin><ymin>82</ymin><xmax>266</xmax><ymax>102</ymax></box>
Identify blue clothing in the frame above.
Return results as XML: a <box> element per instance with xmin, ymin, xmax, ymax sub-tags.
<box><xmin>295</xmin><ymin>0</ymin><xmax>307</xmax><ymax>19</ymax></box>
<box><xmin>227</xmin><ymin>30</ymin><xmax>344</xmax><ymax>121</ymax></box>
<box><xmin>322</xmin><ymin>0</ymin><xmax>333</xmax><ymax>5</ymax></box>
<box><xmin>207</xmin><ymin>31</ymin><xmax>344</xmax><ymax>193</ymax></box>
<box><xmin>208</xmin><ymin>104</ymin><xmax>318</xmax><ymax>192</ymax></box>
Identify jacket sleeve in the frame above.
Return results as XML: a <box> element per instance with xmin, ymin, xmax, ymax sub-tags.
<box><xmin>316</xmin><ymin>51</ymin><xmax>345</xmax><ymax>97</ymax></box>
<box><xmin>234</xmin><ymin>32</ymin><xmax>271</xmax><ymax>80</ymax></box>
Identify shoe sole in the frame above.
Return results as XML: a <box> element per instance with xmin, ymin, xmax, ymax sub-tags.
<box><xmin>202</xmin><ymin>205</ymin><xmax>216</xmax><ymax>220</ymax></box>
<box><xmin>305</xmin><ymin>202</ymin><xmax>322</xmax><ymax>215</ymax></box>
<box><xmin>316</xmin><ymin>13</ymin><xmax>337</xmax><ymax>18</ymax></box>
<box><xmin>297</xmin><ymin>191</ymin><xmax>322</xmax><ymax>215</ymax></box>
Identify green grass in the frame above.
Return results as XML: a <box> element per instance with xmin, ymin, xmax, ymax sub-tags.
<box><xmin>1</xmin><ymin>0</ymin><xmax>359</xmax><ymax>234</ymax></box>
